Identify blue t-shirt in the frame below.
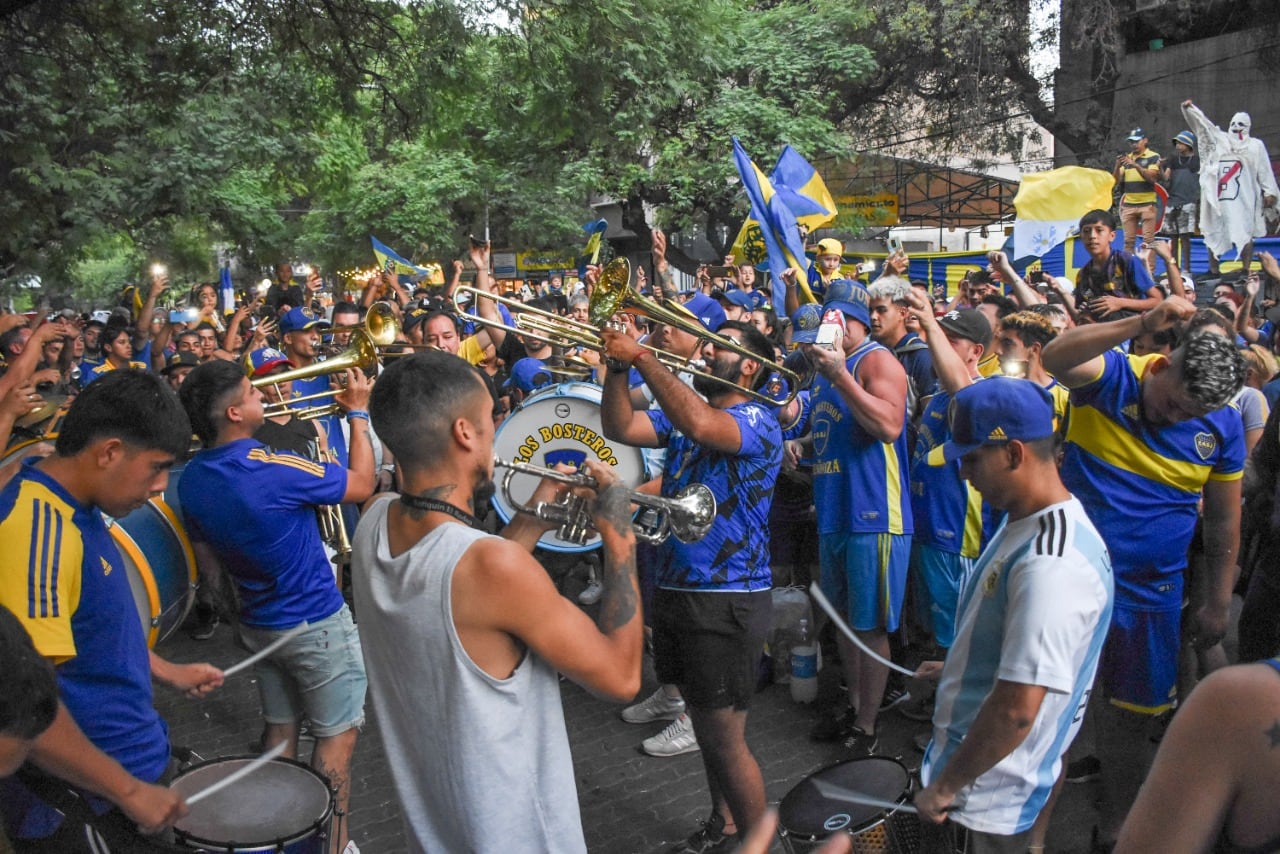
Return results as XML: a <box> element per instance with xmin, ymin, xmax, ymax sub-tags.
<box><xmin>179</xmin><ymin>438</ymin><xmax>348</xmax><ymax>628</ymax></box>
<box><xmin>805</xmin><ymin>340</ymin><xmax>913</xmax><ymax>536</ymax></box>
<box><xmin>647</xmin><ymin>401</ymin><xmax>781</xmax><ymax>591</ymax></box>
<box><xmin>0</xmin><ymin>461</ymin><xmax>169</xmax><ymax>839</ymax></box>
<box><xmin>1060</xmin><ymin>349</ymin><xmax>1245</xmax><ymax>608</ymax></box>
<box><xmin>911</xmin><ymin>388</ymin><xmax>985</xmax><ymax>557</ymax></box>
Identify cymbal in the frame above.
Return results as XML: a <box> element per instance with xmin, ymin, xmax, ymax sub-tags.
<box><xmin>16</xmin><ymin>394</ymin><xmax>67</xmax><ymax>430</ymax></box>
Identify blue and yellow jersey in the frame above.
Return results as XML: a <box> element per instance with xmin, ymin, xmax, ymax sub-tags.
<box><xmin>289</xmin><ymin>374</ymin><xmax>347</xmax><ymax>466</ymax></box>
<box><xmin>1060</xmin><ymin>349</ymin><xmax>1245</xmax><ymax>608</ymax></box>
<box><xmin>1045</xmin><ymin>378</ymin><xmax>1071</xmax><ymax>440</ymax></box>
<box><xmin>911</xmin><ymin>388</ymin><xmax>985</xmax><ymax>558</ymax></box>
<box><xmin>647</xmin><ymin>401</ymin><xmax>781</xmax><ymax>592</ymax></box>
<box><xmin>0</xmin><ymin>461</ymin><xmax>169</xmax><ymax>838</ymax></box>
<box><xmin>806</xmin><ymin>340</ymin><xmax>913</xmax><ymax>537</ymax></box>
<box><xmin>1121</xmin><ymin>149</ymin><xmax>1161</xmax><ymax>205</ymax></box>
<box><xmin>82</xmin><ymin>359</ymin><xmax>150</xmax><ymax>386</ymax></box>
<box><xmin>179</xmin><ymin>438</ymin><xmax>347</xmax><ymax>629</ymax></box>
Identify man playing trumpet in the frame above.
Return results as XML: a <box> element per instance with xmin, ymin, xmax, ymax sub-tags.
<box><xmin>601</xmin><ymin>320</ymin><xmax>782</xmax><ymax>852</ymax></box>
<box><xmin>350</xmin><ymin>352</ymin><xmax>642</xmax><ymax>852</ymax></box>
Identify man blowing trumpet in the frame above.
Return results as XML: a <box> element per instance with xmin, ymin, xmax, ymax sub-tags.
<box><xmin>350</xmin><ymin>351</ymin><xmax>642</xmax><ymax>853</ymax></box>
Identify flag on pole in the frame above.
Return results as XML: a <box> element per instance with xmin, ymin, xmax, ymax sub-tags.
<box><xmin>370</xmin><ymin>236</ymin><xmax>431</xmax><ymax>278</ymax></box>
<box><xmin>770</xmin><ymin>146</ymin><xmax>837</xmax><ymax>232</ymax></box>
<box><xmin>732</xmin><ymin>138</ymin><xmax>816</xmax><ymax>308</ymax></box>
<box><xmin>1011</xmin><ymin>167</ymin><xmax>1115</xmax><ymax>260</ymax></box>
<box><xmin>577</xmin><ymin>219</ymin><xmax>609</xmax><ymax>280</ymax></box>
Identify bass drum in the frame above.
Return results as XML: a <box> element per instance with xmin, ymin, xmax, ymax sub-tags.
<box><xmin>492</xmin><ymin>381</ymin><xmax>646</xmax><ymax>553</ymax></box>
<box><xmin>107</xmin><ymin>462</ymin><xmax>197</xmax><ymax>648</ymax></box>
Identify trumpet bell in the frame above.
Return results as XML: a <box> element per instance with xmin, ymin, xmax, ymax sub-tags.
<box><xmin>587</xmin><ymin>258</ymin><xmax>634</xmax><ymax>326</ymax></box>
<box><xmin>251</xmin><ymin>328</ymin><xmax>378</xmax><ymax>388</ymax></box>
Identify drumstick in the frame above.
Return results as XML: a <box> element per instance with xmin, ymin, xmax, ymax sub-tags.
<box><xmin>809</xmin><ymin>583</ymin><xmax>918</xmax><ymax>678</ymax></box>
<box><xmin>183</xmin><ymin>742</ymin><xmax>287</xmax><ymax>806</ymax></box>
<box><xmin>221</xmin><ymin>623</ymin><xmax>309</xmax><ymax>678</ymax></box>
<box><xmin>810</xmin><ymin>776</ymin><xmax>920</xmax><ymax>815</ymax></box>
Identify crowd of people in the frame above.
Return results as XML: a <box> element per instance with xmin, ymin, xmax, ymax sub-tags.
<box><xmin>1</xmin><ymin>183</ymin><xmax>1279</xmax><ymax>854</ymax></box>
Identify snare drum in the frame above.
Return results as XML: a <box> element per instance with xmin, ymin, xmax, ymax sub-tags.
<box><xmin>492</xmin><ymin>381</ymin><xmax>646</xmax><ymax>552</ymax></box>
<box><xmin>171</xmin><ymin>756</ymin><xmax>333</xmax><ymax>853</ymax></box>
<box><xmin>108</xmin><ymin>466</ymin><xmax>197</xmax><ymax>648</ymax></box>
<box><xmin>778</xmin><ymin>757</ymin><xmax>919</xmax><ymax>854</ymax></box>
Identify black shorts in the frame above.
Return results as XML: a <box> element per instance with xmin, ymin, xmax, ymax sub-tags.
<box><xmin>652</xmin><ymin>587</ymin><xmax>771</xmax><ymax>711</ymax></box>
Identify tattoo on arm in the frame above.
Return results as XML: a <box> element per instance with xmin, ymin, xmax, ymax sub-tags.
<box><xmin>1267</xmin><ymin>719</ymin><xmax>1280</xmax><ymax>748</ymax></box>
<box><xmin>594</xmin><ymin>485</ymin><xmax>638</xmax><ymax>633</ymax></box>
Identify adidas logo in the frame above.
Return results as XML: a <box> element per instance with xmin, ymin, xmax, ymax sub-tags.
<box><xmin>987</xmin><ymin>426</ymin><xmax>1008</xmax><ymax>441</ymax></box>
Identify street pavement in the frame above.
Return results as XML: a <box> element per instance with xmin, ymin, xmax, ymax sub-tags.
<box><xmin>154</xmin><ymin>591</ymin><xmax>1104</xmax><ymax>853</ymax></box>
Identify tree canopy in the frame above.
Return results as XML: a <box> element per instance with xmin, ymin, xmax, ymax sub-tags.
<box><xmin>6</xmin><ymin>0</ymin><xmax>1251</xmax><ymax>303</ymax></box>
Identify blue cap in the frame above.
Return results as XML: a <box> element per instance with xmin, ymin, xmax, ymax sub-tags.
<box><xmin>719</xmin><ymin>289</ymin><xmax>755</xmax><ymax>309</ymax></box>
<box><xmin>822</xmin><ymin>278</ymin><xmax>871</xmax><ymax>329</ymax></box>
<box><xmin>1172</xmin><ymin>130</ymin><xmax>1197</xmax><ymax>148</ymax></box>
<box><xmin>927</xmin><ymin>377</ymin><xmax>1055</xmax><ymax>466</ymax></box>
<box><xmin>504</xmin><ymin>358</ymin><xmax>553</xmax><ymax>393</ymax></box>
<box><xmin>1126</xmin><ymin>127</ymin><xmax>1146</xmax><ymax>141</ymax></box>
<box><xmin>279</xmin><ymin>307</ymin><xmax>331</xmax><ymax>334</ymax></box>
<box><xmin>247</xmin><ymin>347</ymin><xmax>294</xmax><ymax>377</ymax></box>
<box><xmin>790</xmin><ymin>303</ymin><xmax>823</xmax><ymax>344</ymax></box>
<box><xmin>681</xmin><ymin>293</ymin><xmax>727</xmax><ymax>333</ymax></box>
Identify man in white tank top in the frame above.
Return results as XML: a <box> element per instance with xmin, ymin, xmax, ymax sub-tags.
<box><xmin>351</xmin><ymin>350</ymin><xmax>643</xmax><ymax>853</ymax></box>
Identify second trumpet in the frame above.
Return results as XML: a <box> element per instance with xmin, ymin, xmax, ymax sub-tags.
<box><xmin>495</xmin><ymin>457</ymin><xmax>715</xmax><ymax>545</ymax></box>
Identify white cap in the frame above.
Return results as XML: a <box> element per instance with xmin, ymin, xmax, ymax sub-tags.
<box><xmin>1052</xmin><ymin>276</ymin><xmax>1075</xmax><ymax>295</ymax></box>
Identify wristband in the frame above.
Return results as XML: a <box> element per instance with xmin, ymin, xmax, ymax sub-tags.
<box><xmin>633</xmin><ymin>350</ymin><xmax>655</xmax><ymax>367</ymax></box>
<box><xmin>346</xmin><ymin>410</ymin><xmax>370</xmax><ymax>422</ymax></box>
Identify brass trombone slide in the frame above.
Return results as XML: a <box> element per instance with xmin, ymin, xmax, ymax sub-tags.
<box><xmin>252</xmin><ymin>328</ymin><xmax>379</xmax><ymax>420</ymax></box>
<box><xmin>457</xmin><ymin>259</ymin><xmax>799</xmax><ymax>405</ymax></box>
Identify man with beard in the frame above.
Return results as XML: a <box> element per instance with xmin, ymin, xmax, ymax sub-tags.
<box><xmin>1181</xmin><ymin>101</ymin><xmax>1280</xmax><ymax>277</ymax></box>
<box><xmin>602</xmin><ymin>320</ymin><xmax>781</xmax><ymax>852</ymax></box>
<box><xmin>351</xmin><ymin>352</ymin><xmax>641</xmax><ymax>852</ymax></box>
<box><xmin>177</xmin><ymin>360</ymin><xmax>375</xmax><ymax>854</ymax></box>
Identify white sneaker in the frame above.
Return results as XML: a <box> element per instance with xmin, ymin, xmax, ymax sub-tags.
<box><xmin>343</xmin><ymin>842</ymin><xmax>361</xmax><ymax>854</ymax></box>
<box><xmin>642</xmin><ymin>713</ymin><xmax>700</xmax><ymax>757</ymax></box>
<box><xmin>577</xmin><ymin>578</ymin><xmax>603</xmax><ymax>605</ymax></box>
<box><xmin>621</xmin><ymin>687</ymin><xmax>686</xmax><ymax>723</ymax></box>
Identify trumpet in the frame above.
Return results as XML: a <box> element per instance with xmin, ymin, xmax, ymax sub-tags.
<box><xmin>460</xmin><ymin>258</ymin><xmax>800</xmax><ymax>406</ymax></box>
<box><xmin>254</xmin><ymin>329</ymin><xmax>378</xmax><ymax>420</ymax></box>
<box><xmin>496</xmin><ymin>456</ymin><xmax>715</xmax><ymax>545</ymax></box>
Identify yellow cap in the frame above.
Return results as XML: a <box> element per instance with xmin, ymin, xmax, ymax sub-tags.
<box><xmin>816</xmin><ymin>238</ymin><xmax>844</xmax><ymax>257</ymax></box>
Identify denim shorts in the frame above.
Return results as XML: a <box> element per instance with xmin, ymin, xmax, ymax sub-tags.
<box><xmin>239</xmin><ymin>605</ymin><xmax>367</xmax><ymax>737</ymax></box>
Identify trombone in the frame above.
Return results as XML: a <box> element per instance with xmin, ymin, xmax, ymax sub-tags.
<box><xmin>458</xmin><ymin>258</ymin><xmax>800</xmax><ymax>406</ymax></box>
<box><xmin>495</xmin><ymin>456</ymin><xmax>715</xmax><ymax>545</ymax></box>
<box><xmin>252</xmin><ymin>328</ymin><xmax>379</xmax><ymax>420</ymax></box>
<box><xmin>328</xmin><ymin>301</ymin><xmax>399</xmax><ymax>347</ymax></box>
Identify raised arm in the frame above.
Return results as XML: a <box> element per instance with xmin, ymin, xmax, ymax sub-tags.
<box><xmin>989</xmin><ymin>251</ymin><xmax>1044</xmax><ymax>309</ymax></box>
<box><xmin>1042</xmin><ymin>296</ymin><xmax>1197</xmax><ymax>387</ymax></box>
<box><xmin>903</xmin><ymin>290</ymin><xmax>973</xmax><ymax>394</ymax></box>
<box><xmin>802</xmin><ymin>342</ymin><xmax>906</xmax><ymax>443</ymax></box>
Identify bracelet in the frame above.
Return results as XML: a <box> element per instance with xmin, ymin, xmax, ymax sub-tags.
<box><xmin>346</xmin><ymin>410</ymin><xmax>370</xmax><ymax>421</ymax></box>
<box><xmin>634</xmin><ymin>350</ymin><xmax>655</xmax><ymax>367</ymax></box>
<box><xmin>1139</xmin><ymin>311</ymin><xmax>1153</xmax><ymax>333</ymax></box>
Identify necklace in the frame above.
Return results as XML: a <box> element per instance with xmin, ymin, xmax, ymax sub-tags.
<box><xmin>398</xmin><ymin>493</ymin><xmax>480</xmax><ymax>528</ymax></box>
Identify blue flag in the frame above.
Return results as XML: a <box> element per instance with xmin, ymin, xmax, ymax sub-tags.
<box><xmin>770</xmin><ymin>146</ymin><xmax>837</xmax><ymax>231</ymax></box>
<box><xmin>578</xmin><ymin>219</ymin><xmax>609</xmax><ymax>281</ymax></box>
<box><xmin>370</xmin><ymin>236</ymin><xmax>430</xmax><ymax>279</ymax></box>
<box><xmin>732</xmin><ymin>138</ymin><xmax>811</xmax><ymax>309</ymax></box>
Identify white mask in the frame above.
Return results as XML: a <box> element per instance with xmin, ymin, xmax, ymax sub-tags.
<box><xmin>1229</xmin><ymin>112</ymin><xmax>1252</xmax><ymax>140</ymax></box>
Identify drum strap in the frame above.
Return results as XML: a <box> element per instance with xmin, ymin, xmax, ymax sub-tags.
<box><xmin>14</xmin><ymin>763</ymin><xmax>102</xmax><ymax>827</ymax></box>
<box><xmin>399</xmin><ymin>494</ymin><xmax>481</xmax><ymax>528</ymax></box>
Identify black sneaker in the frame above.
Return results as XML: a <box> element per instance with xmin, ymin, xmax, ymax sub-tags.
<box><xmin>809</xmin><ymin>705</ymin><xmax>857</xmax><ymax>742</ymax></box>
<box><xmin>843</xmin><ymin>725</ymin><xmax>880</xmax><ymax>756</ymax></box>
<box><xmin>879</xmin><ymin>686</ymin><xmax>911</xmax><ymax>712</ymax></box>
<box><xmin>667</xmin><ymin>812</ymin><xmax>735</xmax><ymax>854</ymax></box>
<box><xmin>1066</xmin><ymin>755</ymin><xmax>1102</xmax><ymax>783</ymax></box>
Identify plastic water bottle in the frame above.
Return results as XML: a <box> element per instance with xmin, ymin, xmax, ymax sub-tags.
<box><xmin>790</xmin><ymin>618</ymin><xmax>818</xmax><ymax>703</ymax></box>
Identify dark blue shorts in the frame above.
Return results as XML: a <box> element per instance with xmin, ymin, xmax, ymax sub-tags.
<box><xmin>1098</xmin><ymin>603</ymin><xmax>1179</xmax><ymax>715</ymax></box>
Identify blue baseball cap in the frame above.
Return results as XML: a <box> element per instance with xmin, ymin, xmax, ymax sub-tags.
<box><xmin>1172</xmin><ymin>130</ymin><xmax>1197</xmax><ymax>148</ymax></box>
<box><xmin>681</xmin><ymin>293</ymin><xmax>727</xmax><ymax>333</ymax></box>
<box><xmin>279</xmin><ymin>307</ymin><xmax>331</xmax><ymax>334</ymax></box>
<box><xmin>504</xmin><ymin>357</ymin><xmax>553</xmax><ymax>393</ymax></box>
<box><xmin>718</xmin><ymin>289</ymin><xmax>755</xmax><ymax>310</ymax></box>
<box><xmin>1126</xmin><ymin>127</ymin><xmax>1147</xmax><ymax>141</ymax></box>
<box><xmin>822</xmin><ymin>278</ymin><xmax>871</xmax><ymax>329</ymax></box>
<box><xmin>927</xmin><ymin>377</ymin><xmax>1055</xmax><ymax>466</ymax></box>
<box><xmin>790</xmin><ymin>303</ymin><xmax>824</xmax><ymax>344</ymax></box>
<box><xmin>247</xmin><ymin>347</ymin><xmax>294</xmax><ymax>377</ymax></box>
